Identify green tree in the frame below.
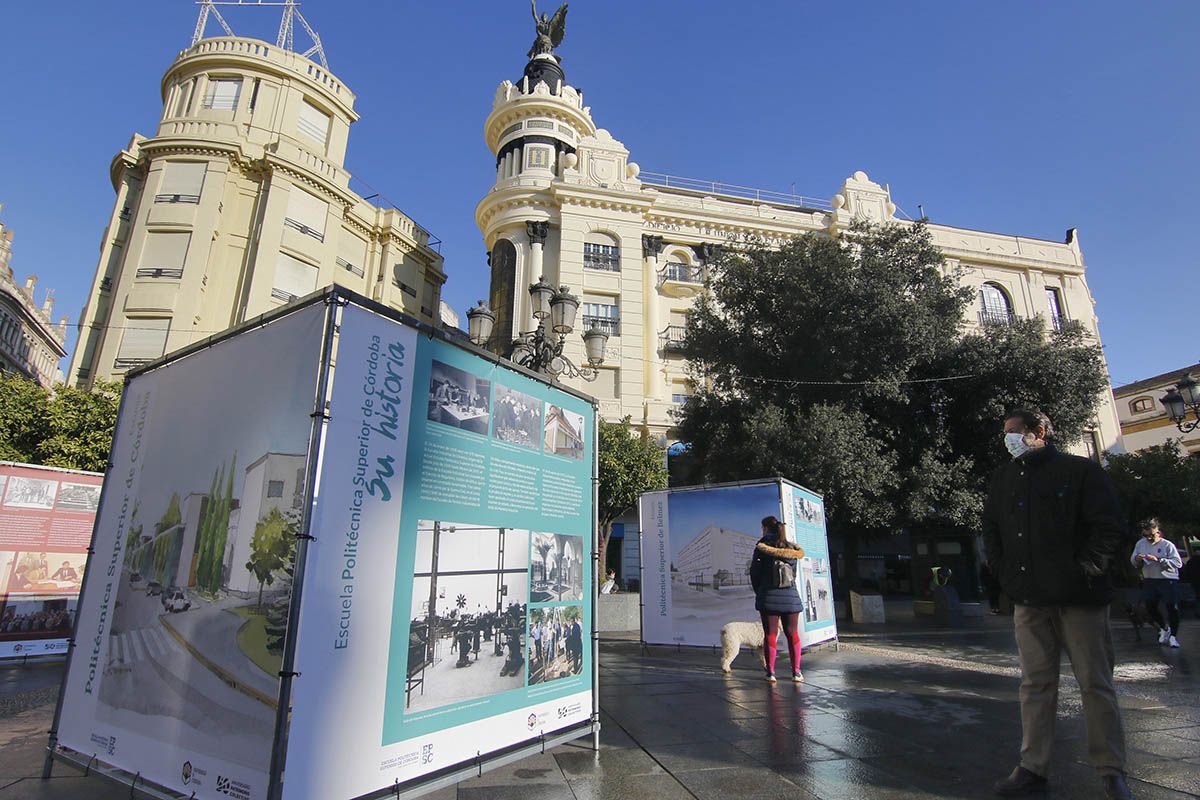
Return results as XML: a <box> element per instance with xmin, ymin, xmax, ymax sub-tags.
<box><xmin>38</xmin><ymin>381</ymin><xmax>121</xmax><ymax>472</ymax></box>
<box><xmin>1106</xmin><ymin>442</ymin><xmax>1200</xmax><ymax>543</ymax></box>
<box><xmin>598</xmin><ymin>417</ymin><xmax>667</xmax><ymax>580</ymax></box>
<box><xmin>245</xmin><ymin>507</ymin><xmax>297</xmax><ymax>609</ymax></box>
<box><xmin>675</xmin><ymin>222</ymin><xmax>1110</xmax><ymax>585</ymax></box>
<box><xmin>0</xmin><ymin>374</ymin><xmax>119</xmax><ymax>471</ymax></box>
<box><xmin>156</xmin><ymin>493</ymin><xmax>183</xmax><ymax>534</ymax></box>
<box><xmin>207</xmin><ymin>452</ymin><xmax>236</xmax><ymax>592</ymax></box>
<box><xmin>0</xmin><ymin>372</ymin><xmax>49</xmax><ymax>463</ymax></box>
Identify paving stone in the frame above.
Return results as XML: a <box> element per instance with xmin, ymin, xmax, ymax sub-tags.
<box><xmin>552</xmin><ymin>745</ymin><xmax>664</xmax><ymax>779</ymax></box>
<box><xmin>672</xmin><ymin>764</ymin><xmax>818</xmax><ymax>800</ymax></box>
<box><xmin>642</xmin><ymin>740</ymin><xmax>750</xmax><ymax>773</ymax></box>
<box><xmin>566</xmin><ymin>771</ymin><xmax>696</xmax><ymax>800</ymax></box>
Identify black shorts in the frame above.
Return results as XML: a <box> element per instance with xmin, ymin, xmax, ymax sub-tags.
<box><xmin>1142</xmin><ymin>579</ymin><xmax>1179</xmax><ymax>608</ymax></box>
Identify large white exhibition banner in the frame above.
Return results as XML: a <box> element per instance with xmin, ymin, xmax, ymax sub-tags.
<box><xmin>285</xmin><ymin>302</ymin><xmax>596</xmax><ymax>800</ymax></box>
<box><xmin>57</xmin><ymin>304</ymin><xmax>326</xmax><ymax>800</ymax></box>
<box><xmin>780</xmin><ymin>482</ymin><xmax>837</xmax><ymax>647</ymax></box>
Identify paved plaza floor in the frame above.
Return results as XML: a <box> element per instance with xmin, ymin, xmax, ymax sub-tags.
<box><xmin>1</xmin><ymin>604</ymin><xmax>1198</xmax><ymax>799</ymax></box>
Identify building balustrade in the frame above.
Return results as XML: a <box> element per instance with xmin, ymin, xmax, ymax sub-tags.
<box><xmin>583</xmin><ymin>251</ymin><xmax>620</xmax><ymax>272</ymax></box>
<box><xmin>283</xmin><ymin>216</ymin><xmax>325</xmax><ymax>242</ymax></box>
<box><xmin>978</xmin><ymin>309</ymin><xmax>1014</xmax><ymax>327</ymax></box>
<box><xmin>657</xmin><ymin>262</ymin><xmax>704</xmax><ymax>286</ymax></box>
<box><xmin>582</xmin><ymin>315</ymin><xmax>619</xmax><ymax>337</ymax></box>
<box><xmin>659</xmin><ymin>325</ymin><xmax>687</xmax><ymax>352</ymax></box>
<box><xmin>136</xmin><ymin>268</ymin><xmax>184</xmax><ymax>279</ymax></box>
<box><xmin>154</xmin><ymin>193</ymin><xmax>201</xmax><ymax>204</ymax></box>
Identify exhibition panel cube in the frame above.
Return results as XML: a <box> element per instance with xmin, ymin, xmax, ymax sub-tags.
<box><xmin>638</xmin><ymin>478</ymin><xmax>837</xmax><ymax>649</ymax></box>
<box><xmin>49</xmin><ymin>289</ymin><xmax>599</xmax><ymax>800</ymax></box>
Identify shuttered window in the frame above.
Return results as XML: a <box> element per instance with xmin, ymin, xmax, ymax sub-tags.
<box><xmin>137</xmin><ymin>232</ymin><xmax>190</xmax><ymax>279</ymax></box>
<box><xmin>284</xmin><ymin>187</ymin><xmax>327</xmax><ymax>242</ymax></box>
<box><xmin>156</xmin><ymin>162</ymin><xmax>206</xmax><ymax>203</ymax></box>
<box><xmin>273</xmin><ymin>252</ymin><xmax>318</xmax><ymax>302</ymax></box>
<box><xmin>202</xmin><ymin>78</ymin><xmax>242</xmax><ymax>111</ymax></box>
<box><xmin>116</xmin><ymin>318</ymin><xmax>170</xmax><ymax>368</ymax></box>
<box><xmin>297</xmin><ymin>101</ymin><xmax>330</xmax><ymax>148</ymax></box>
<box><xmin>337</xmin><ymin>234</ymin><xmax>367</xmax><ymax>278</ymax></box>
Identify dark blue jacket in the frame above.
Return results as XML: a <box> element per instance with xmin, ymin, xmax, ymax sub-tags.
<box><xmin>749</xmin><ymin>538</ymin><xmax>806</xmax><ymax>615</ymax></box>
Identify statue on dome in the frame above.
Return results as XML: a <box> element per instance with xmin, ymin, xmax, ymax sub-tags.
<box><xmin>528</xmin><ymin>1</ymin><xmax>568</xmax><ymax>59</ymax></box>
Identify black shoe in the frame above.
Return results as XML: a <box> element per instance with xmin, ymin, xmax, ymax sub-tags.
<box><xmin>993</xmin><ymin>766</ymin><xmax>1048</xmax><ymax>796</ymax></box>
<box><xmin>1102</xmin><ymin>774</ymin><xmax>1133</xmax><ymax>800</ymax></box>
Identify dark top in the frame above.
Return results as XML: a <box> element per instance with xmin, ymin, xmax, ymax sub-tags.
<box><xmin>981</xmin><ymin>444</ymin><xmax>1123</xmax><ymax>607</ymax></box>
<box><xmin>749</xmin><ymin>536</ymin><xmax>806</xmax><ymax>615</ymax></box>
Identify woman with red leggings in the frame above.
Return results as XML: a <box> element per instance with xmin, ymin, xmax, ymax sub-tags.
<box><xmin>749</xmin><ymin>516</ymin><xmax>806</xmax><ymax>683</ymax></box>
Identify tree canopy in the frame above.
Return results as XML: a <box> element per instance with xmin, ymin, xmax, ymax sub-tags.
<box><xmin>1105</xmin><ymin>442</ymin><xmax>1200</xmax><ymax>542</ymax></box>
<box><xmin>0</xmin><ymin>372</ymin><xmax>120</xmax><ymax>472</ymax></box>
<box><xmin>597</xmin><ymin>417</ymin><xmax>667</xmax><ymax>580</ymax></box>
<box><xmin>675</xmin><ymin>222</ymin><xmax>1110</xmax><ymax>549</ymax></box>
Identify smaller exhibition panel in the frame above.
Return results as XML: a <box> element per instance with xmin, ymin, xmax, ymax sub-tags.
<box><xmin>638</xmin><ymin>478</ymin><xmax>837</xmax><ymax>649</ymax></box>
<box><xmin>0</xmin><ymin>462</ymin><xmax>101</xmax><ymax>659</ymax></box>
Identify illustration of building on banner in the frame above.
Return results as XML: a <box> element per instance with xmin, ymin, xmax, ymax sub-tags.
<box><xmin>225</xmin><ymin>453</ymin><xmax>307</xmax><ymax>596</ymax></box>
<box><xmin>674</xmin><ymin>525</ymin><xmax>757</xmax><ymax>589</ymax></box>
<box><xmin>544</xmin><ymin>405</ymin><xmax>585</xmax><ymax>459</ymax></box>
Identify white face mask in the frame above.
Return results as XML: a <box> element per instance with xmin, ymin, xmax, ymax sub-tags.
<box><xmin>1004</xmin><ymin>432</ymin><xmax>1032</xmax><ymax>459</ymax></box>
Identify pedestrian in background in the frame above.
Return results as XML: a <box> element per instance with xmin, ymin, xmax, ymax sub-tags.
<box><xmin>1130</xmin><ymin>518</ymin><xmax>1183</xmax><ymax>648</ymax></box>
<box><xmin>748</xmin><ymin>515</ymin><xmax>805</xmax><ymax>684</ymax></box>
<box><xmin>982</xmin><ymin>409</ymin><xmax>1132</xmax><ymax>800</ymax></box>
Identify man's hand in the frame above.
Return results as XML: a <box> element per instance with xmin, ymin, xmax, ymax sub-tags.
<box><xmin>1144</xmin><ymin>554</ymin><xmax>1159</xmax><ymax>562</ymax></box>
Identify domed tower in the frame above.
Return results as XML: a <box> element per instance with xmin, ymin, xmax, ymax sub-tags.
<box><xmin>477</xmin><ymin>49</ymin><xmax>598</xmax><ymax>349</ymax></box>
<box><xmin>70</xmin><ymin>3</ymin><xmax>445</xmax><ymax>386</ymax></box>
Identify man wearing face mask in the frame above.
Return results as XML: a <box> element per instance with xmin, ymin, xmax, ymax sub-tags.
<box><xmin>982</xmin><ymin>409</ymin><xmax>1131</xmax><ymax>800</ymax></box>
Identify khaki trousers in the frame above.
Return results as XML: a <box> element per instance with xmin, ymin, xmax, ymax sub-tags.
<box><xmin>1013</xmin><ymin>604</ymin><xmax>1126</xmax><ymax>777</ymax></box>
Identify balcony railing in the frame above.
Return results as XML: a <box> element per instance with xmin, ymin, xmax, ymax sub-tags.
<box><xmin>283</xmin><ymin>216</ymin><xmax>325</xmax><ymax>243</ymax></box>
<box><xmin>582</xmin><ymin>315</ymin><xmax>619</xmax><ymax>336</ymax></box>
<box><xmin>978</xmin><ymin>309</ymin><xmax>1014</xmax><ymax>327</ymax></box>
<box><xmin>271</xmin><ymin>288</ymin><xmax>298</xmax><ymax>303</ymax></box>
<box><xmin>337</xmin><ymin>257</ymin><xmax>364</xmax><ymax>277</ymax></box>
<box><xmin>154</xmin><ymin>193</ymin><xmax>201</xmax><ymax>204</ymax></box>
<box><xmin>583</xmin><ymin>251</ymin><xmax>620</xmax><ymax>272</ymax></box>
<box><xmin>113</xmin><ymin>357</ymin><xmax>153</xmax><ymax>370</ymax></box>
<box><xmin>658</xmin><ymin>262</ymin><xmax>705</xmax><ymax>286</ymax></box>
<box><xmin>1050</xmin><ymin>314</ymin><xmax>1066</xmax><ymax>332</ymax></box>
<box><xmin>393</xmin><ymin>278</ymin><xmax>417</xmax><ymax>297</ymax></box>
<box><xmin>659</xmin><ymin>325</ymin><xmax>687</xmax><ymax>352</ymax></box>
<box><xmin>136</xmin><ymin>268</ymin><xmax>184</xmax><ymax>279</ymax></box>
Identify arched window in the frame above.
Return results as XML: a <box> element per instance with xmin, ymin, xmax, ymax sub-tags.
<box><xmin>1130</xmin><ymin>397</ymin><xmax>1154</xmax><ymax>414</ymax></box>
<box><xmin>978</xmin><ymin>283</ymin><xmax>1013</xmax><ymax>326</ymax></box>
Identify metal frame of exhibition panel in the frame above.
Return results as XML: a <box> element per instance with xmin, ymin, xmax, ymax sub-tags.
<box><xmin>43</xmin><ymin>287</ymin><xmax>600</xmax><ymax>800</ymax></box>
<box><xmin>637</xmin><ymin>476</ymin><xmax>839</xmax><ymax>653</ymax></box>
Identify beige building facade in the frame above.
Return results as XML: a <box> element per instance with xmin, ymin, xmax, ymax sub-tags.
<box><xmin>476</xmin><ymin>55</ymin><xmax>1122</xmax><ymax>456</ymax></box>
<box><xmin>0</xmin><ymin>208</ymin><xmax>68</xmax><ymax>387</ymax></box>
<box><xmin>70</xmin><ymin>36</ymin><xmax>445</xmax><ymax>387</ymax></box>
<box><xmin>1113</xmin><ymin>364</ymin><xmax>1200</xmax><ymax>455</ymax></box>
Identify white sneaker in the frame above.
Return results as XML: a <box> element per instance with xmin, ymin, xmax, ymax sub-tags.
<box><xmin>1169</xmin><ymin>636</ymin><xmax>1180</xmax><ymax>648</ymax></box>
<box><xmin>1158</xmin><ymin>628</ymin><xmax>1171</xmax><ymax>644</ymax></box>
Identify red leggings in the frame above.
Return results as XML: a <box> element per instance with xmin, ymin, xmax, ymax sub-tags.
<box><xmin>760</xmin><ymin>612</ymin><xmax>801</xmax><ymax>674</ymax></box>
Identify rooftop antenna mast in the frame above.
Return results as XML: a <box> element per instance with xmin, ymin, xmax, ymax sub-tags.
<box><xmin>191</xmin><ymin>0</ymin><xmax>328</xmax><ymax>69</ymax></box>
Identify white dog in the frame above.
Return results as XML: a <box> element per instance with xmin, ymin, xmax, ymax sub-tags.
<box><xmin>719</xmin><ymin>621</ymin><xmax>767</xmax><ymax>673</ymax></box>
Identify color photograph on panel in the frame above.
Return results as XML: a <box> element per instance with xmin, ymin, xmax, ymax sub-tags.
<box><xmin>527</xmin><ymin>605</ymin><xmax>583</xmax><ymax>685</ymax></box>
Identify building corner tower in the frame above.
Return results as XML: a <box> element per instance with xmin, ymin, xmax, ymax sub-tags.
<box><xmin>70</xmin><ymin>15</ymin><xmax>446</xmax><ymax>387</ymax></box>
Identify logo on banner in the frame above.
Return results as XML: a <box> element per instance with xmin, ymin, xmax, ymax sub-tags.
<box><xmin>182</xmin><ymin>762</ymin><xmax>193</xmax><ymax>785</ymax></box>
<box><xmin>420</xmin><ymin>743</ymin><xmax>434</xmax><ymax>765</ymax></box>
<box><xmin>526</xmin><ymin>713</ymin><xmax>538</xmax><ymax>730</ymax></box>
<box><xmin>215</xmin><ymin>774</ymin><xmax>252</xmax><ymax>799</ymax></box>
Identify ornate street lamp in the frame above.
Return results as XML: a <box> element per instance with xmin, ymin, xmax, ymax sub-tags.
<box><xmin>1160</xmin><ymin>371</ymin><xmax>1200</xmax><ymax>434</ymax></box>
<box><xmin>467</xmin><ymin>276</ymin><xmax>608</xmax><ymax>381</ymax></box>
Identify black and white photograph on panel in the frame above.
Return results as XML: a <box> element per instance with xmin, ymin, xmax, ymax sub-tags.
<box><xmin>2</xmin><ymin>476</ymin><xmax>58</xmax><ymax>510</ymax></box>
<box><xmin>427</xmin><ymin>360</ymin><xmax>491</xmax><ymax>435</ymax></box>
<box><xmin>491</xmin><ymin>384</ymin><xmax>542</xmax><ymax>449</ymax></box>
<box><xmin>530</xmin><ymin>532</ymin><xmax>584</xmax><ymax>603</ymax></box>
<box><xmin>527</xmin><ymin>605</ymin><xmax>583</xmax><ymax>685</ymax></box>
<box><xmin>55</xmin><ymin>482</ymin><xmax>102</xmax><ymax>513</ymax></box>
<box><xmin>543</xmin><ymin>403</ymin><xmax>585</xmax><ymax>460</ymax></box>
<box><xmin>404</xmin><ymin>520</ymin><xmax>529</xmax><ymax>713</ymax></box>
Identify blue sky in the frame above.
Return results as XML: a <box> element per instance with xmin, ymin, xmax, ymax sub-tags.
<box><xmin>0</xmin><ymin>1</ymin><xmax>1196</xmax><ymax>388</ymax></box>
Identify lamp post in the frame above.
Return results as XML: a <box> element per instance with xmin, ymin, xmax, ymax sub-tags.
<box><xmin>1160</xmin><ymin>370</ymin><xmax>1200</xmax><ymax>434</ymax></box>
<box><xmin>467</xmin><ymin>276</ymin><xmax>609</xmax><ymax>381</ymax></box>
